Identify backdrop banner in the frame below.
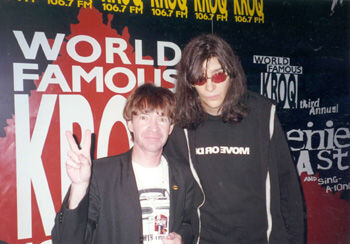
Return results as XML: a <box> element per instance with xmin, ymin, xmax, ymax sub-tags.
<box><xmin>0</xmin><ymin>1</ymin><xmax>349</xmax><ymax>243</ymax></box>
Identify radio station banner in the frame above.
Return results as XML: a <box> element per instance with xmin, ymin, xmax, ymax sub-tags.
<box><xmin>0</xmin><ymin>0</ymin><xmax>349</xmax><ymax>243</ymax></box>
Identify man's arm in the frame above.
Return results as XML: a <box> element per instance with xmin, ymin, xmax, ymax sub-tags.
<box><xmin>51</xmin><ymin>130</ymin><xmax>94</xmax><ymax>244</ymax></box>
<box><xmin>271</xmin><ymin>116</ymin><xmax>305</xmax><ymax>244</ymax></box>
<box><xmin>164</xmin><ymin>125</ymin><xmax>188</xmax><ymax>162</ymax></box>
<box><xmin>177</xmin><ymin>165</ymin><xmax>197</xmax><ymax>244</ymax></box>
<box><xmin>65</xmin><ymin>130</ymin><xmax>92</xmax><ymax>209</ymax></box>
<box><xmin>51</xmin><ymin>187</ymin><xmax>89</xmax><ymax>244</ymax></box>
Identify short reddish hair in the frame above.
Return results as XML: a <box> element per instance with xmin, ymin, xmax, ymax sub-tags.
<box><xmin>123</xmin><ymin>84</ymin><xmax>175</xmax><ymax>123</ymax></box>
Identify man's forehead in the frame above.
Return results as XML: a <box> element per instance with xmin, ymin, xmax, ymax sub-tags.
<box><xmin>202</xmin><ymin>57</ymin><xmax>223</xmax><ymax>71</ymax></box>
<box><xmin>137</xmin><ymin>108</ymin><xmax>167</xmax><ymax>115</ymax></box>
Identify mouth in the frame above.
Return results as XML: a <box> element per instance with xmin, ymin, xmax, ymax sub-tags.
<box><xmin>145</xmin><ymin>135</ymin><xmax>161</xmax><ymax>140</ymax></box>
<box><xmin>204</xmin><ymin>95</ymin><xmax>219</xmax><ymax>100</ymax></box>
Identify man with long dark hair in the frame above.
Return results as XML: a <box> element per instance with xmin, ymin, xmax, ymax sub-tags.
<box><xmin>165</xmin><ymin>34</ymin><xmax>305</xmax><ymax>244</ymax></box>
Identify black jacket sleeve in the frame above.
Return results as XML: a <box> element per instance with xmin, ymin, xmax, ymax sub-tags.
<box><xmin>270</xmin><ymin>113</ymin><xmax>305</xmax><ymax>244</ymax></box>
<box><xmin>176</xmin><ymin>166</ymin><xmax>196</xmax><ymax>243</ymax></box>
<box><xmin>165</xmin><ymin>128</ymin><xmax>201</xmax><ymax>243</ymax></box>
<box><xmin>165</xmin><ymin>125</ymin><xmax>189</xmax><ymax>163</ymax></box>
<box><xmin>51</xmin><ymin>188</ymin><xmax>89</xmax><ymax>244</ymax></box>
<box><xmin>51</xmin><ymin>169</ymin><xmax>100</xmax><ymax>244</ymax></box>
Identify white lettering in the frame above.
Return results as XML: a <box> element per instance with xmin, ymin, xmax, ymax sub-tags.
<box><xmin>66</xmin><ymin>35</ymin><xmax>101</xmax><ymax>63</ymax></box>
<box><xmin>15</xmin><ymin>94</ymin><xmax>56</xmax><ymax>239</ymax></box>
<box><xmin>104</xmin><ymin>67</ymin><xmax>136</xmax><ymax>93</ymax></box>
<box><xmin>135</xmin><ymin>39</ymin><xmax>154</xmax><ymax>65</ymax></box>
<box><xmin>317</xmin><ymin>150</ymin><xmax>332</xmax><ymax>170</ymax></box>
<box><xmin>13</xmin><ymin>30</ymin><xmax>64</xmax><ymax>60</ymax></box>
<box><xmin>296</xmin><ymin>150</ymin><xmax>314</xmax><ymax>175</ymax></box>
<box><xmin>157</xmin><ymin>41</ymin><xmax>181</xmax><ymax>66</ymax></box>
<box><xmin>13</xmin><ymin>63</ymin><xmax>39</xmax><ymax>91</ymax></box>
<box><xmin>106</xmin><ymin>37</ymin><xmax>131</xmax><ymax>64</ymax></box>
<box><xmin>72</xmin><ymin>66</ymin><xmax>104</xmax><ymax>92</ymax></box>
<box><xmin>37</xmin><ymin>64</ymin><xmax>71</xmax><ymax>92</ymax></box>
<box><xmin>333</xmin><ymin>149</ymin><xmax>349</xmax><ymax>170</ymax></box>
<box><xmin>196</xmin><ymin>146</ymin><xmax>250</xmax><ymax>155</ymax></box>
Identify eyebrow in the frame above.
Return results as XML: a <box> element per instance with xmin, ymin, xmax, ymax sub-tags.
<box><xmin>203</xmin><ymin>67</ymin><xmax>224</xmax><ymax>75</ymax></box>
<box><xmin>138</xmin><ymin>109</ymin><xmax>167</xmax><ymax>116</ymax></box>
<box><xmin>211</xmin><ymin>68</ymin><xmax>224</xmax><ymax>73</ymax></box>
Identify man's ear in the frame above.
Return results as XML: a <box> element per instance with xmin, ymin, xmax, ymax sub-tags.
<box><xmin>168</xmin><ymin>124</ymin><xmax>174</xmax><ymax>135</ymax></box>
<box><xmin>127</xmin><ymin>120</ymin><xmax>134</xmax><ymax>133</ymax></box>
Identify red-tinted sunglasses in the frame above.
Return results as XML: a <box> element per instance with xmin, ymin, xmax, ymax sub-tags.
<box><xmin>194</xmin><ymin>71</ymin><xmax>227</xmax><ymax>86</ymax></box>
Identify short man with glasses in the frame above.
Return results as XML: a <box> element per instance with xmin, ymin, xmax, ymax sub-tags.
<box><xmin>52</xmin><ymin>84</ymin><xmax>196</xmax><ymax>244</ymax></box>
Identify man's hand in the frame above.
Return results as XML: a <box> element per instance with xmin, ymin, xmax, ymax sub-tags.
<box><xmin>162</xmin><ymin>232</ymin><xmax>183</xmax><ymax>244</ymax></box>
<box><xmin>65</xmin><ymin>130</ymin><xmax>92</xmax><ymax>209</ymax></box>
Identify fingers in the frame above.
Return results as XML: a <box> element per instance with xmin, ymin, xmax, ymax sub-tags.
<box><xmin>81</xmin><ymin>129</ymin><xmax>92</xmax><ymax>155</ymax></box>
<box><xmin>169</xmin><ymin>232</ymin><xmax>181</xmax><ymax>239</ymax></box>
<box><xmin>67</xmin><ymin>149</ymin><xmax>91</xmax><ymax>167</ymax></box>
<box><xmin>65</xmin><ymin>131</ymin><xmax>80</xmax><ymax>152</ymax></box>
<box><xmin>67</xmin><ymin>149</ymin><xmax>79</xmax><ymax>163</ymax></box>
<box><xmin>166</xmin><ymin>233</ymin><xmax>175</xmax><ymax>239</ymax></box>
<box><xmin>66</xmin><ymin>158</ymin><xmax>80</xmax><ymax>169</ymax></box>
<box><xmin>66</xmin><ymin>151</ymin><xmax>92</xmax><ymax>184</ymax></box>
<box><xmin>162</xmin><ymin>232</ymin><xmax>182</xmax><ymax>243</ymax></box>
<box><xmin>65</xmin><ymin>130</ymin><xmax>92</xmax><ymax>157</ymax></box>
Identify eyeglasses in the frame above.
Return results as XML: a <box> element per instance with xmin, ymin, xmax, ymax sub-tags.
<box><xmin>194</xmin><ymin>71</ymin><xmax>227</xmax><ymax>86</ymax></box>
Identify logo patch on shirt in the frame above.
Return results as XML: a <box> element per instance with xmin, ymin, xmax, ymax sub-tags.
<box><xmin>196</xmin><ymin>146</ymin><xmax>250</xmax><ymax>155</ymax></box>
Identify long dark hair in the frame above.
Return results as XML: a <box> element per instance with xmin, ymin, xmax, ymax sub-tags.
<box><xmin>175</xmin><ymin>34</ymin><xmax>248</xmax><ymax>129</ymax></box>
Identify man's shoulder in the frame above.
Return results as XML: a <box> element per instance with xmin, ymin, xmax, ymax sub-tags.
<box><xmin>165</xmin><ymin>154</ymin><xmax>191</xmax><ymax>175</ymax></box>
<box><xmin>246</xmin><ymin>90</ymin><xmax>275</xmax><ymax>108</ymax></box>
<box><xmin>166</xmin><ymin>155</ymin><xmax>188</xmax><ymax>168</ymax></box>
<box><xmin>93</xmin><ymin>150</ymin><xmax>131</xmax><ymax>168</ymax></box>
<box><xmin>243</xmin><ymin>91</ymin><xmax>276</xmax><ymax>124</ymax></box>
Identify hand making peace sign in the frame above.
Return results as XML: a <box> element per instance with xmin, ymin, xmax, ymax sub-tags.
<box><xmin>65</xmin><ymin>129</ymin><xmax>92</xmax><ymax>209</ymax></box>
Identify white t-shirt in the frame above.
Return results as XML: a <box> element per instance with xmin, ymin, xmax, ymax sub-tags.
<box><xmin>132</xmin><ymin>156</ymin><xmax>170</xmax><ymax>243</ymax></box>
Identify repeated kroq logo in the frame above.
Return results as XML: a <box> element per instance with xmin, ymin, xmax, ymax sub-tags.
<box><xmin>0</xmin><ymin>7</ymin><xmax>179</xmax><ymax>243</ymax></box>
<box><xmin>253</xmin><ymin>55</ymin><xmax>303</xmax><ymax>109</ymax></box>
<box><xmin>151</xmin><ymin>0</ymin><xmax>188</xmax><ymax>18</ymax></box>
<box><xmin>233</xmin><ymin>0</ymin><xmax>264</xmax><ymax>24</ymax></box>
<box><xmin>101</xmin><ymin>0</ymin><xmax>144</xmax><ymax>14</ymax></box>
<box><xmin>194</xmin><ymin>0</ymin><xmax>228</xmax><ymax>21</ymax></box>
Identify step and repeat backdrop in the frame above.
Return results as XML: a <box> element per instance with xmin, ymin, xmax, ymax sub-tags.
<box><xmin>0</xmin><ymin>0</ymin><xmax>349</xmax><ymax>243</ymax></box>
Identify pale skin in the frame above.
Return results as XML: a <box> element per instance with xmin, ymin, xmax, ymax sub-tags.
<box><xmin>127</xmin><ymin>110</ymin><xmax>174</xmax><ymax>168</ymax></box>
<box><xmin>194</xmin><ymin>57</ymin><xmax>230</xmax><ymax>116</ymax></box>
<box><xmin>66</xmin><ymin>129</ymin><xmax>92</xmax><ymax>209</ymax></box>
<box><xmin>65</xmin><ymin>110</ymin><xmax>181</xmax><ymax>244</ymax></box>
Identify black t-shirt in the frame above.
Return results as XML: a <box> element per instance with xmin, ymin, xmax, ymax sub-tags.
<box><xmin>194</xmin><ymin>114</ymin><xmax>268</xmax><ymax>244</ymax></box>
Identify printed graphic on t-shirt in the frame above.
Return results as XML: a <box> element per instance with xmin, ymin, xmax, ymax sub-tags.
<box><xmin>139</xmin><ymin>188</ymin><xmax>170</xmax><ymax>243</ymax></box>
<box><xmin>195</xmin><ymin>145</ymin><xmax>250</xmax><ymax>155</ymax></box>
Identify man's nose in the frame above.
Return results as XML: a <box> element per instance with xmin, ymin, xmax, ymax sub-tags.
<box><xmin>204</xmin><ymin>79</ymin><xmax>215</xmax><ymax>92</ymax></box>
<box><xmin>149</xmin><ymin>116</ymin><xmax>160</xmax><ymax>130</ymax></box>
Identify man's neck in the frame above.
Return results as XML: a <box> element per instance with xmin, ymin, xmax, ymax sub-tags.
<box><xmin>131</xmin><ymin>147</ymin><xmax>163</xmax><ymax>167</ymax></box>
